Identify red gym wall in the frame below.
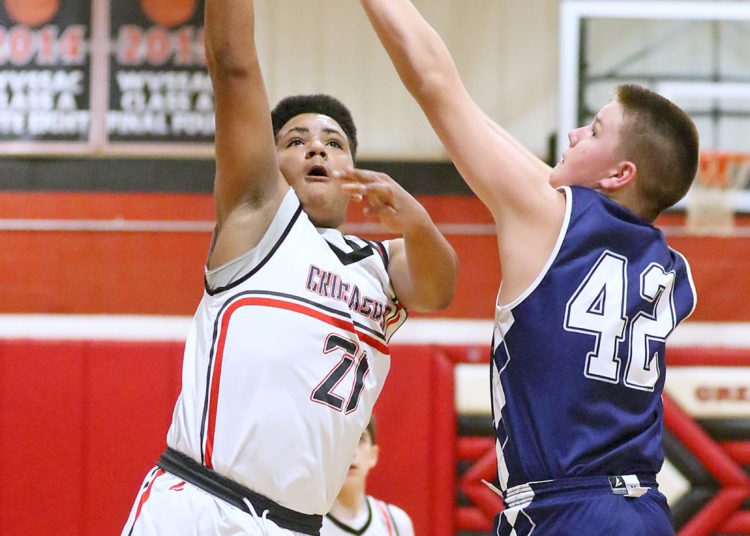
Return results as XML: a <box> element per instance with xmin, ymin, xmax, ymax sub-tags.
<box><xmin>3</xmin><ymin>340</ymin><xmax>750</xmax><ymax>535</ymax></box>
<box><xmin>2</xmin><ymin>190</ymin><xmax>750</xmax><ymax>535</ymax></box>
<box><xmin>1</xmin><ymin>191</ymin><xmax>750</xmax><ymax>320</ymax></box>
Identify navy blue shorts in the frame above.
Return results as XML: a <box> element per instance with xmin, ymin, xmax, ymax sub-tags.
<box><xmin>493</xmin><ymin>475</ymin><xmax>673</xmax><ymax>536</ymax></box>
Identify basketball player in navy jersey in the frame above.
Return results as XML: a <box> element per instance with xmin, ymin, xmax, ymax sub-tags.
<box><xmin>121</xmin><ymin>0</ymin><xmax>457</xmax><ymax>534</ymax></box>
<box><xmin>358</xmin><ymin>1</ymin><xmax>698</xmax><ymax>534</ymax></box>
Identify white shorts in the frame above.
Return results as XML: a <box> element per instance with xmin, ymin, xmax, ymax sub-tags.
<box><xmin>122</xmin><ymin>467</ymin><xmax>309</xmax><ymax>536</ymax></box>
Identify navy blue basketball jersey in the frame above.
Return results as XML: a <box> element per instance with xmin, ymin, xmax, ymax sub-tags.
<box><xmin>491</xmin><ymin>186</ymin><xmax>697</xmax><ymax>492</ymax></box>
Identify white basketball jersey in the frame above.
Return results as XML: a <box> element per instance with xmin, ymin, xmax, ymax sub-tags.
<box><xmin>166</xmin><ymin>189</ymin><xmax>407</xmax><ymax>515</ymax></box>
<box><xmin>322</xmin><ymin>496</ymin><xmax>415</xmax><ymax>536</ymax></box>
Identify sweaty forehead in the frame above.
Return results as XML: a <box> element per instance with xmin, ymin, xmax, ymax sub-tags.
<box><xmin>279</xmin><ymin>113</ymin><xmax>344</xmax><ymax>137</ymax></box>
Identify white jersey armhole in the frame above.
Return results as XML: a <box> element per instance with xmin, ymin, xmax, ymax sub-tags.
<box><xmin>496</xmin><ymin>186</ymin><xmax>573</xmax><ymax>314</ymax></box>
<box><xmin>670</xmin><ymin>246</ymin><xmax>699</xmax><ymax>320</ymax></box>
<box><xmin>205</xmin><ymin>188</ymin><xmax>300</xmax><ymax>291</ymax></box>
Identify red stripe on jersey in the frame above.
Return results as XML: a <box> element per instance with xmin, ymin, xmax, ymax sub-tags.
<box><xmin>132</xmin><ymin>468</ymin><xmax>165</xmax><ymax>527</ymax></box>
<box><xmin>386</xmin><ymin>304</ymin><xmax>405</xmax><ymax>328</ymax></box>
<box><xmin>204</xmin><ymin>297</ymin><xmax>389</xmax><ymax>467</ymax></box>
<box><xmin>374</xmin><ymin>499</ymin><xmax>395</xmax><ymax>535</ymax></box>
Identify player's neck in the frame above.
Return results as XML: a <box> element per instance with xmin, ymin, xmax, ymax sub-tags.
<box><xmin>330</xmin><ymin>486</ymin><xmax>367</xmax><ymax>520</ymax></box>
<box><xmin>603</xmin><ymin>181</ymin><xmax>653</xmax><ymax>221</ymax></box>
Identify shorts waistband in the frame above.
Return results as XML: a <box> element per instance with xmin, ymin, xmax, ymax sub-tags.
<box><xmin>502</xmin><ymin>474</ymin><xmax>657</xmax><ymax>509</ymax></box>
<box><xmin>157</xmin><ymin>448</ymin><xmax>322</xmax><ymax>535</ymax></box>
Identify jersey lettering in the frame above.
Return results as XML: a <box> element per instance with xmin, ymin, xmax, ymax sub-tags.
<box><xmin>306</xmin><ymin>265</ymin><xmax>388</xmax><ymax>326</ymax></box>
<box><xmin>564</xmin><ymin>250</ymin><xmax>676</xmax><ymax>391</ymax></box>
<box><xmin>625</xmin><ymin>263</ymin><xmax>676</xmax><ymax>391</ymax></box>
<box><xmin>564</xmin><ymin>252</ymin><xmax>627</xmax><ymax>383</ymax></box>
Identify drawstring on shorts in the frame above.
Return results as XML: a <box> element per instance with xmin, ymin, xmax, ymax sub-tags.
<box><xmin>243</xmin><ymin>497</ymin><xmax>271</xmax><ymax>536</ymax></box>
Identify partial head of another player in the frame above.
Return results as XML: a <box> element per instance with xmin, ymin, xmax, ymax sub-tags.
<box><xmin>551</xmin><ymin>84</ymin><xmax>699</xmax><ymax>221</ymax></box>
<box><xmin>272</xmin><ymin>94</ymin><xmax>359</xmax><ymax>229</ymax></box>
<box><xmin>340</xmin><ymin>418</ymin><xmax>379</xmax><ymax>494</ymax></box>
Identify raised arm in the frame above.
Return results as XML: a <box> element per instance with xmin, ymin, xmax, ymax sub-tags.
<box><xmin>340</xmin><ymin>167</ymin><xmax>457</xmax><ymax>312</ymax></box>
<box><xmin>205</xmin><ymin>0</ymin><xmax>287</xmax><ymax>268</ymax></box>
<box><xmin>359</xmin><ymin>0</ymin><xmax>558</xmax><ymax>229</ymax></box>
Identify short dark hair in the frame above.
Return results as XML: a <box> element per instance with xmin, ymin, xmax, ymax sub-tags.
<box><xmin>365</xmin><ymin>416</ymin><xmax>377</xmax><ymax>445</ymax></box>
<box><xmin>615</xmin><ymin>84</ymin><xmax>699</xmax><ymax>220</ymax></box>
<box><xmin>271</xmin><ymin>94</ymin><xmax>358</xmax><ymax>159</ymax></box>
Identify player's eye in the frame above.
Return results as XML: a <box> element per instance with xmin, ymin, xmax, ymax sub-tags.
<box><xmin>286</xmin><ymin>138</ymin><xmax>304</xmax><ymax>147</ymax></box>
<box><xmin>327</xmin><ymin>139</ymin><xmax>343</xmax><ymax>149</ymax></box>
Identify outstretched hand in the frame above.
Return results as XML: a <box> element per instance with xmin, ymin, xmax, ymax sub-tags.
<box><xmin>336</xmin><ymin>167</ymin><xmax>429</xmax><ymax>235</ymax></box>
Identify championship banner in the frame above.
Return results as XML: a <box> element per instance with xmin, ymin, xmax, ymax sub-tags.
<box><xmin>0</xmin><ymin>0</ymin><xmax>92</xmax><ymax>143</ymax></box>
<box><xmin>108</xmin><ymin>0</ymin><xmax>213</xmax><ymax>146</ymax></box>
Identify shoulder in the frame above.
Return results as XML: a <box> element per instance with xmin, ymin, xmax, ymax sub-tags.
<box><xmin>205</xmin><ymin>188</ymin><xmax>306</xmax><ymax>293</ymax></box>
<box><xmin>388</xmin><ymin>504</ymin><xmax>414</xmax><ymax>536</ymax></box>
<box><xmin>342</xmin><ymin>235</ymin><xmax>391</xmax><ymax>271</ymax></box>
<box><xmin>370</xmin><ymin>497</ymin><xmax>414</xmax><ymax>536</ymax></box>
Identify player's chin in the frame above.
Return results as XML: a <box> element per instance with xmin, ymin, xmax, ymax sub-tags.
<box><xmin>306</xmin><ymin>207</ymin><xmax>345</xmax><ymax>229</ymax></box>
<box><xmin>304</xmin><ymin>199</ymin><xmax>348</xmax><ymax>228</ymax></box>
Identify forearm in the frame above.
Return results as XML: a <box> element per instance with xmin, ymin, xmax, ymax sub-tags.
<box><xmin>205</xmin><ymin>0</ymin><xmax>257</xmax><ymax>70</ymax></box>
<box><xmin>398</xmin><ymin>217</ymin><xmax>458</xmax><ymax>312</ymax></box>
<box><xmin>205</xmin><ymin>0</ymin><xmax>280</xmax><ymax>224</ymax></box>
<box><xmin>360</xmin><ymin>0</ymin><xmax>457</xmax><ymax>100</ymax></box>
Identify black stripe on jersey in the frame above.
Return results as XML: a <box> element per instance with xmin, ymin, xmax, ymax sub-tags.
<box><xmin>198</xmin><ymin>288</ymin><xmax>389</xmax><ymax>461</ymax></box>
<box><xmin>361</xmin><ymin>238</ymin><xmax>389</xmax><ymax>272</ymax></box>
<box><xmin>325</xmin><ymin>238</ymin><xmax>375</xmax><ymax>266</ymax></box>
<box><xmin>203</xmin><ymin>204</ymin><xmax>304</xmax><ymax>296</ymax></box>
<box><xmin>224</xmin><ymin>289</ymin><xmax>387</xmax><ymax>342</ymax></box>
<box><xmin>325</xmin><ymin>500</ymin><xmax>373</xmax><ymax>535</ymax></box>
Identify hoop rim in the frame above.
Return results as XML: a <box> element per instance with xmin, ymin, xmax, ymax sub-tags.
<box><xmin>697</xmin><ymin>151</ymin><xmax>750</xmax><ymax>188</ymax></box>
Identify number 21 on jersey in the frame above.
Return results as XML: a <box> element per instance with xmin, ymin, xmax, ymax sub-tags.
<box><xmin>564</xmin><ymin>251</ymin><xmax>676</xmax><ymax>392</ymax></box>
<box><xmin>311</xmin><ymin>334</ymin><xmax>370</xmax><ymax>413</ymax></box>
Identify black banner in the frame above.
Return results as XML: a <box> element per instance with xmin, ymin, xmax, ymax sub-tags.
<box><xmin>108</xmin><ymin>0</ymin><xmax>214</xmax><ymax>144</ymax></box>
<box><xmin>0</xmin><ymin>0</ymin><xmax>91</xmax><ymax>142</ymax></box>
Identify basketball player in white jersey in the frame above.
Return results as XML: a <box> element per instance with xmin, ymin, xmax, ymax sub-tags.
<box><xmin>121</xmin><ymin>0</ymin><xmax>457</xmax><ymax>534</ymax></box>
<box><xmin>322</xmin><ymin>419</ymin><xmax>414</xmax><ymax>536</ymax></box>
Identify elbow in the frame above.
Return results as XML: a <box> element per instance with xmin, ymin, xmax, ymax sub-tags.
<box><xmin>207</xmin><ymin>44</ymin><xmax>259</xmax><ymax>79</ymax></box>
<box><xmin>399</xmin><ymin>37</ymin><xmax>456</xmax><ymax>101</ymax></box>
<box><xmin>405</xmin><ymin>65</ymin><xmax>456</xmax><ymax>112</ymax></box>
<box><xmin>436</xmin><ymin>252</ymin><xmax>460</xmax><ymax>310</ymax></box>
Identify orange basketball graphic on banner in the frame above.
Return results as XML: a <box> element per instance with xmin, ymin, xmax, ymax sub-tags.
<box><xmin>140</xmin><ymin>0</ymin><xmax>197</xmax><ymax>28</ymax></box>
<box><xmin>3</xmin><ymin>0</ymin><xmax>60</xmax><ymax>26</ymax></box>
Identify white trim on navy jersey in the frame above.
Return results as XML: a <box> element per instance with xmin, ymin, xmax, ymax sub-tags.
<box><xmin>670</xmin><ymin>247</ymin><xmax>698</xmax><ymax>320</ymax></box>
<box><xmin>496</xmin><ymin>186</ymin><xmax>573</xmax><ymax>312</ymax></box>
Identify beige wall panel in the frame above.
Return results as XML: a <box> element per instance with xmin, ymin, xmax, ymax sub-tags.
<box><xmin>253</xmin><ymin>0</ymin><xmax>561</xmax><ymax>160</ymax></box>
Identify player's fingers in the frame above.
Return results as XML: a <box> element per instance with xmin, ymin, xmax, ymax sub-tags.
<box><xmin>340</xmin><ymin>167</ymin><xmax>388</xmax><ymax>185</ymax></box>
<box><xmin>339</xmin><ymin>183</ymin><xmax>365</xmax><ymax>203</ymax></box>
<box><xmin>340</xmin><ymin>182</ymin><xmax>366</xmax><ymax>195</ymax></box>
<box><xmin>363</xmin><ymin>203</ymin><xmax>397</xmax><ymax>218</ymax></box>
<box><xmin>362</xmin><ymin>182</ymin><xmax>394</xmax><ymax>205</ymax></box>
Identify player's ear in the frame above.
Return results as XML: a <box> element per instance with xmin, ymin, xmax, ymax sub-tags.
<box><xmin>599</xmin><ymin>161</ymin><xmax>637</xmax><ymax>191</ymax></box>
<box><xmin>369</xmin><ymin>444</ymin><xmax>380</xmax><ymax>469</ymax></box>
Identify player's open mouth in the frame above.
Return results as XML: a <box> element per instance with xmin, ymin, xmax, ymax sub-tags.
<box><xmin>305</xmin><ymin>165</ymin><xmax>330</xmax><ymax>182</ymax></box>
